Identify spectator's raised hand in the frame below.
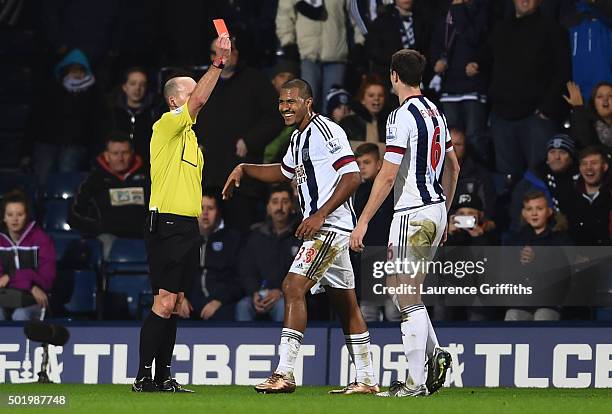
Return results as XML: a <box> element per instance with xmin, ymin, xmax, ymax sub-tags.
<box><xmin>563</xmin><ymin>81</ymin><xmax>584</xmax><ymax>107</ymax></box>
<box><xmin>465</xmin><ymin>62</ymin><xmax>479</xmax><ymax>77</ymax></box>
<box><xmin>30</xmin><ymin>286</ymin><xmax>48</xmax><ymax>308</ymax></box>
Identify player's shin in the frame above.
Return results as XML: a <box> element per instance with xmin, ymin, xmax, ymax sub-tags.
<box><xmin>276</xmin><ymin>328</ymin><xmax>304</xmax><ymax>376</ymax></box>
<box><xmin>345</xmin><ymin>332</ymin><xmax>377</xmax><ymax>385</ymax></box>
<box><xmin>399</xmin><ymin>303</ymin><xmax>428</xmax><ymax>386</ymax></box>
<box><xmin>425</xmin><ymin>311</ymin><xmax>439</xmax><ymax>358</ymax></box>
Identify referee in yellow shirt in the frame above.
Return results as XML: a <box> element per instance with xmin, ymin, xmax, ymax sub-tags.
<box><xmin>132</xmin><ymin>34</ymin><xmax>231</xmax><ymax>393</ymax></box>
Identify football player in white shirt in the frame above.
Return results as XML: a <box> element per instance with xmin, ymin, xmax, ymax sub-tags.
<box><xmin>350</xmin><ymin>50</ymin><xmax>460</xmax><ymax>397</ymax></box>
<box><xmin>223</xmin><ymin>79</ymin><xmax>378</xmax><ymax>395</ymax></box>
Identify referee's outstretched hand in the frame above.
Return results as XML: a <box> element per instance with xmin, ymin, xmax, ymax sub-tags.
<box><xmin>222</xmin><ymin>164</ymin><xmax>244</xmax><ymax>200</ymax></box>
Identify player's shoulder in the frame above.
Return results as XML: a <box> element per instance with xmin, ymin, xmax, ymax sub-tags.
<box><xmin>310</xmin><ymin>114</ymin><xmax>346</xmax><ymax>141</ymax></box>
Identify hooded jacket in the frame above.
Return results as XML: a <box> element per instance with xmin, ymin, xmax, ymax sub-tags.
<box><xmin>0</xmin><ymin>222</ymin><xmax>56</xmax><ymax>293</ymax></box>
<box><xmin>68</xmin><ymin>154</ymin><xmax>148</xmax><ymax>238</ymax></box>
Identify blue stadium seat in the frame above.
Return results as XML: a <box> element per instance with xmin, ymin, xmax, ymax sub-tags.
<box><xmin>65</xmin><ymin>270</ymin><xmax>97</xmax><ymax>313</ymax></box>
<box><xmin>106</xmin><ymin>238</ymin><xmax>148</xmax><ymax>273</ymax></box>
<box><xmin>50</xmin><ymin>231</ymin><xmax>81</xmax><ymax>261</ymax></box>
<box><xmin>43</xmin><ymin>199</ymin><xmax>75</xmax><ymax>232</ymax></box>
<box><xmin>107</xmin><ymin>274</ymin><xmax>150</xmax><ymax>318</ymax></box>
<box><xmin>43</xmin><ymin>172</ymin><xmax>87</xmax><ymax>200</ymax></box>
<box><xmin>0</xmin><ymin>171</ymin><xmax>37</xmax><ymax>200</ymax></box>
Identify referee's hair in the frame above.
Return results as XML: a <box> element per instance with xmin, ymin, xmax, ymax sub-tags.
<box><xmin>202</xmin><ymin>186</ymin><xmax>224</xmax><ymax>213</ymax></box>
<box><xmin>391</xmin><ymin>49</ymin><xmax>426</xmax><ymax>87</ymax></box>
<box><xmin>281</xmin><ymin>78</ymin><xmax>313</xmax><ymax>100</ymax></box>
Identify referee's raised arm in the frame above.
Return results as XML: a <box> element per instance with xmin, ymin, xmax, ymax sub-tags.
<box><xmin>186</xmin><ymin>34</ymin><xmax>231</xmax><ymax>120</ymax></box>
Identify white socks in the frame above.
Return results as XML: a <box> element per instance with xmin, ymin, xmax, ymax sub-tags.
<box><xmin>345</xmin><ymin>332</ymin><xmax>377</xmax><ymax>385</ymax></box>
<box><xmin>425</xmin><ymin>310</ymin><xmax>439</xmax><ymax>357</ymax></box>
<box><xmin>400</xmin><ymin>304</ymin><xmax>428</xmax><ymax>386</ymax></box>
<box><xmin>276</xmin><ymin>328</ymin><xmax>303</xmax><ymax>376</ymax></box>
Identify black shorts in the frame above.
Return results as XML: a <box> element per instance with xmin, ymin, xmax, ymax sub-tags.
<box><xmin>145</xmin><ymin>213</ymin><xmax>200</xmax><ymax>295</ymax></box>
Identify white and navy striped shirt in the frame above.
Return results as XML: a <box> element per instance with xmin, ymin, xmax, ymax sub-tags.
<box><xmin>281</xmin><ymin>114</ymin><xmax>359</xmax><ymax>235</ymax></box>
<box><xmin>384</xmin><ymin>95</ymin><xmax>453</xmax><ymax>214</ymax></box>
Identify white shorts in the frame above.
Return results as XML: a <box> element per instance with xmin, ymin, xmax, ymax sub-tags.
<box><xmin>288</xmin><ymin>230</ymin><xmax>354</xmax><ymax>292</ymax></box>
<box><xmin>388</xmin><ymin>202</ymin><xmax>447</xmax><ymax>263</ymax></box>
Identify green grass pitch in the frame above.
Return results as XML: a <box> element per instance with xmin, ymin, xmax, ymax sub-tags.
<box><xmin>0</xmin><ymin>384</ymin><xmax>610</xmax><ymax>414</ymax></box>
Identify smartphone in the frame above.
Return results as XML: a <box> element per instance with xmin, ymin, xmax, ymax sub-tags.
<box><xmin>213</xmin><ymin>19</ymin><xmax>229</xmax><ymax>37</ymax></box>
<box><xmin>454</xmin><ymin>215</ymin><xmax>476</xmax><ymax>229</ymax></box>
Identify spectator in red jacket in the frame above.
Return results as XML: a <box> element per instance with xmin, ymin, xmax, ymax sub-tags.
<box><xmin>0</xmin><ymin>190</ymin><xmax>56</xmax><ymax>321</ymax></box>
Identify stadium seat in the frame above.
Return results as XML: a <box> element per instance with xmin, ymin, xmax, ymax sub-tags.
<box><xmin>50</xmin><ymin>233</ymin><xmax>103</xmax><ymax>271</ymax></box>
<box><xmin>106</xmin><ymin>274</ymin><xmax>150</xmax><ymax>318</ymax></box>
<box><xmin>43</xmin><ymin>199</ymin><xmax>75</xmax><ymax>232</ymax></box>
<box><xmin>0</xmin><ymin>170</ymin><xmax>37</xmax><ymax>200</ymax></box>
<box><xmin>43</xmin><ymin>172</ymin><xmax>87</xmax><ymax>199</ymax></box>
<box><xmin>65</xmin><ymin>270</ymin><xmax>97</xmax><ymax>313</ymax></box>
<box><xmin>106</xmin><ymin>238</ymin><xmax>148</xmax><ymax>274</ymax></box>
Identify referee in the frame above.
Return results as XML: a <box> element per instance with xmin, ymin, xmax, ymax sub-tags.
<box><xmin>132</xmin><ymin>34</ymin><xmax>231</xmax><ymax>393</ymax></box>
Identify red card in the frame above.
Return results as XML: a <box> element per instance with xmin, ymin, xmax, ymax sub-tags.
<box><xmin>213</xmin><ymin>19</ymin><xmax>229</xmax><ymax>37</ymax></box>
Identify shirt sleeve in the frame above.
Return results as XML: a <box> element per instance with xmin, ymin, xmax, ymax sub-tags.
<box><xmin>327</xmin><ymin>123</ymin><xmax>359</xmax><ymax>175</ymax></box>
<box><xmin>152</xmin><ymin>103</ymin><xmax>193</xmax><ymax>143</ymax></box>
<box><xmin>383</xmin><ymin>109</ymin><xmax>411</xmax><ymax>165</ymax></box>
<box><xmin>280</xmin><ymin>142</ymin><xmax>295</xmax><ymax>179</ymax></box>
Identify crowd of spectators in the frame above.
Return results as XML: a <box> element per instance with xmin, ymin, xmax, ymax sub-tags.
<box><xmin>1</xmin><ymin>0</ymin><xmax>611</xmax><ymax>322</ymax></box>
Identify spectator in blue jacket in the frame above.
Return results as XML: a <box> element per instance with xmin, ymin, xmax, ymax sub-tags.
<box><xmin>564</xmin><ymin>0</ymin><xmax>612</xmax><ymax>102</ymax></box>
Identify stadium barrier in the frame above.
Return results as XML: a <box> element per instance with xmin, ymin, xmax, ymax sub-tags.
<box><xmin>1</xmin><ymin>323</ymin><xmax>611</xmax><ymax>388</ymax></box>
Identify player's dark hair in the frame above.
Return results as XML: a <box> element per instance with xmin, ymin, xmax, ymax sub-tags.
<box><xmin>267</xmin><ymin>183</ymin><xmax>294</xmax><ymax>203</ymax></box>
<box><xmin>354</xmin><ymin>143</ymin><xmax>380</xmax><ymax>160</ymax></box>
<box><xmin>390</xmin><ymin>49</ymin><xmax>426</xmax><ymax>87</ymax></box>
<box><xmin>522</xmin><ymin>190</ymin><xmax>549</xmax><ymax>205</ymax></box>
<box><xmin>121</xmin><ymin>67</ymin><xmax>147</xmax><ymax>85</ymax></box>
<box><xmin>281</xmin><ymin>78</ymin><xmax>313</xmax><ymax>100</ymax></box>
<box><xmin>202</xmin><ymin>186</ymin><xmax>224</xmax><ymax>215</ymax></box>
<box><xmin>578</xmin><ymin>146</ymin><xmax>608</xmax><ymax>162</ymax></box>
<box><xmin>0</xmin><ymin>189</ymin><xmax>32</xmax><ymax>229</ymax></box>
<box><xmin>105</xmin><ymin>132</ymin><xmax>133</xmax><ymax>150</ymax></box>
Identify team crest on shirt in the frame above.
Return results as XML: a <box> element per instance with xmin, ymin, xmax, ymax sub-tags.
<box><xmin>302</xmin><ymin>148</ymin><xmax>310</xmax><ymax>161</ymax></box>
<box><xmin>326</xmin><ymin>138</ymin><xmax>342</xmax><ymax>154</ymax></box>
<box><xmin>212</xmin><ymin>241</ymin><xmax>224</xmax><ymax>252</ymax></box>
<box><xmin>386</xmin><ymin>127</ymin><xmax>397</xmax><ymax>141</ymax></box>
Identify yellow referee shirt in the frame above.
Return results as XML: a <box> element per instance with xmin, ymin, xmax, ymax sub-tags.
<box><xmin>149</xmin><ymin>103</ymin><xmax>203</xmax><ymax>217</ymax></box>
